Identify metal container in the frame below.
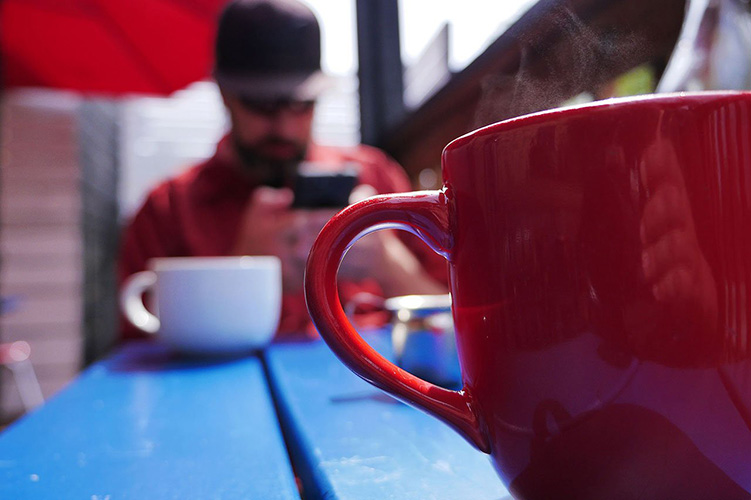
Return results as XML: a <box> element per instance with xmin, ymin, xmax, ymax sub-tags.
<box><xmin>383</xmin><ymin>294</ymin><xmax>461</xmax><ymax>388</ymax></box>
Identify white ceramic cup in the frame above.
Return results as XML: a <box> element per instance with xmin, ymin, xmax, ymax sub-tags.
<box><xmin>120</xmin><ymin>256</ymin><xmax>282</xmax><ymax>354</ymax></box>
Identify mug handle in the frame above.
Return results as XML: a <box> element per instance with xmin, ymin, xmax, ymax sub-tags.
<box><xmin>120</xmin><ymin>271</ymin><xmax>160</xmax><ymax>334</ymax></box>
<box><xmin>304</xmin><ymin>190</ymin><xmax>490</xmax><ymax>453</ymax></box>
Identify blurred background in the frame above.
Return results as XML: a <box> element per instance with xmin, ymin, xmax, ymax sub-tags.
<box><xmin>0</xmin><ymin>0</ymin><xmax>742</xmax><ymax>423</ymax></box>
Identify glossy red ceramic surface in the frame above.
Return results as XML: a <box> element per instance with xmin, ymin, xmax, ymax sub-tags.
<box><xmin>305</xmin><ymin>92</ymin><xmax>751</xmax><ymax>499</ymax></box>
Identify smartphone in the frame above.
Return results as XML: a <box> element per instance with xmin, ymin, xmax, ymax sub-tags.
<box><xmin>292</xmin><ymin>162</ymin><xmax>359</xmax><ymax>209</ymax></box>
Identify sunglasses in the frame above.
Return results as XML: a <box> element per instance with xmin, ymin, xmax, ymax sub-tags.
<box><xmin>238</xmin><ymin>97</ymin><xmax>315</xmax><ymax>116</ymax></box>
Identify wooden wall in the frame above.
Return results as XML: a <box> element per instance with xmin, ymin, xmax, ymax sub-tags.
<box><xmin>0</xmin><ymin>92</ymin><xmax>84</xmax><ymax>421</ymax></box>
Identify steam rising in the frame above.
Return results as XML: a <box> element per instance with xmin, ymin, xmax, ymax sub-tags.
<box><xmin>473</xmin><ymin>6</ymin><xmax>648</xmax><ymax>128</ymax></box>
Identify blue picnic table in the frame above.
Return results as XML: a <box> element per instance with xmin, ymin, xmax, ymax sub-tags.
<box><xmin>0</xmin><ymin>331</ymin><xmax>512</xmax><ymax>499</ymax></box>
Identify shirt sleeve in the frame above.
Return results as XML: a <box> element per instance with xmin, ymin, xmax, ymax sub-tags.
<box><xmin>117</xmin><ymin>182</ymin><xmax>185</xmax><ymax>341</ymax></box>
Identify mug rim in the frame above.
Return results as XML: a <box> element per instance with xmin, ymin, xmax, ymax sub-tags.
<box><xmin>443</xmin><ymin>90</ymin><xmax>751</xmax><ymax>154</ymax></box>
<box><xmin>148</xmin><ymin>256</ymin><xmax>281</xmax><ymax>271</ymax></box>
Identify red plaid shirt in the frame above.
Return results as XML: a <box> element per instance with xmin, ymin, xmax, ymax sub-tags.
<box><xmin>118</xmin><ymin>137</ymin><xmax>447</xmax><ymax>341</ymax></box>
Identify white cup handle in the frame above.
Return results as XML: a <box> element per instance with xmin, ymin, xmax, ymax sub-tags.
<box><xmin>120</xmin><ymin>271</ymin><xmax>160</xmax><ymax>334</ymax></box>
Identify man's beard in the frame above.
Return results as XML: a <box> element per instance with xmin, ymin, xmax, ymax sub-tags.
<box><xmin>233</xmin><ymin>134</ymin><xmax>307</xmax><ymax>188</ymax></box>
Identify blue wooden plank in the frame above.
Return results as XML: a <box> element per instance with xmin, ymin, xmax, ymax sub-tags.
<box><xmin>0</xmin><ymin>342</ymin><xmax>299</xmax><ymax>500</ymax></box>
<box><xmin>265</xmin><ymin>332</ymin><xmax>512</xmax><ymax>500</ymax></box>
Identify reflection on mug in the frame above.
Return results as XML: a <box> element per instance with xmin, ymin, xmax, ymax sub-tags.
<box><xmin>639</xmin><ymin>140</ymin><xmax>718</xmax><ymax>339</ymax></box>
<box><xmin>622</xmin><ymin>138</ymin><xmax>721</xmax><ymax>367</ymax></box>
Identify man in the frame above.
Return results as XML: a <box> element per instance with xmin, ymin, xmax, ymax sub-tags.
<box><xmin>119</xmin><ymin>0</ymin><xmax>447</xmax><ymax>340</ymax></box>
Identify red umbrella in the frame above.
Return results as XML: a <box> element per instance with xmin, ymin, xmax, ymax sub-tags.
<box><xmin>0</xmin><ymin>0</ymin><xmax>229</xmax><ymax>96</ymax></box>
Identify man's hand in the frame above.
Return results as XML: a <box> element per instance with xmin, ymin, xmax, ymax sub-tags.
<box><xmin>232</xmin><ymin>184</ymin><xmax>447</xmax><ymax>297</ymax></box>
<box><xmin>231</xmin><ymin>186</ymin><xmax>295</xmax><ymax>257</ymax></box>
<box><xmin>231</xmin><ymin>186</ymin><xmax>302</xmax><ymax>292</ymax></box>
<box><xmin>231</xmin><ymin>186</ymin><xmax>337</xmax><ymax>292</ymax></box>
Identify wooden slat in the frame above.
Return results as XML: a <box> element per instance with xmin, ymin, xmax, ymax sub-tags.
<box><xmin>1</xmin><ymin>195</ymin><xmax>80</xmax><ymax>226</ymax></box>
<box><xmin>265</xmin><ymin>334</ymin><xmax>511</xmax><ymax>499</ymax></box>
<box><xmin>2</xmin><ymin>321</ymin><xmax>82</xmax><ymax>342</ymax></box>
<box><xmin>1</xmin><ymin>92</ymin><xmax>85</xmax><ymax>421</ymax></box>
<box><xmin>0</xmin><ymin>344</ymin><xmax>300</xmax><ymax>499</ymax></box>
<box><xmin>1</xmin><ymin>231</ymin><xmax>81</xmax><ymax>258</ymax></box>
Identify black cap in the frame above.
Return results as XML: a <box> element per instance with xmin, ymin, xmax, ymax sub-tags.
<box><xmin>214</xmin><ymin>0</ymin><xmax>330</xmax><ymax>100</ymax></box>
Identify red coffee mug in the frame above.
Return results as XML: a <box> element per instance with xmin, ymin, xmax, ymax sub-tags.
<box><xmin>305</xmin><ymin>92</ymin><xmax>751</xmax><ymax>499</ymax></box>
